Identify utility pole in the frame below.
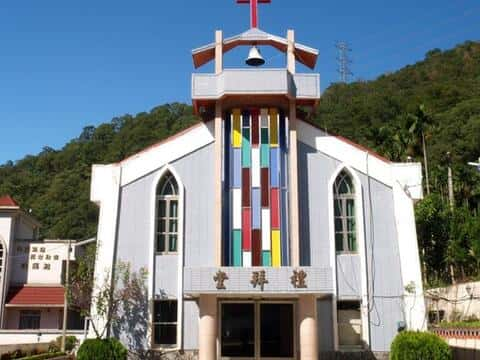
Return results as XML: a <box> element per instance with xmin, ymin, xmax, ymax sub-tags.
<box><xmin>335</xmin><ymin>41</ymin><xmax>353</xmax><ymax>83</ymax></box>
<box><xmin>446</xmin><ymin>153</ymin><xmax>456</xmax><ymax>284</ymax></box>
<box><xmin>61</xmin><ymin>240</ymin><xmax>71</xmax><ymax>352</ymax></box>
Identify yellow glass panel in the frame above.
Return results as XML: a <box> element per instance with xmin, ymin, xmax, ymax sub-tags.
<box><xmin>233</xmin><ymin>109</ymin><xmax>242</xmax><ymax>148</ymax></box>
<box><xmin>269</xmin><ymin>108</ymin><xmax>278</xmax><ymax>147</ymax></box>
<box><xmin>271</xmin><ymin>230</ymin><xmax>281</xmax><ymax>267</ymax></box>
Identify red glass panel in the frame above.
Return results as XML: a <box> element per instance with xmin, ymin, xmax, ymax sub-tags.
<box><xmin>252</xmin><ymin>230</ymin><xmax>261</xmax><ymax>266</ymax></box>
<box><xmin>251</xmin><ymin>108</ymin><xmax>259</xmax><ymax>147</ymax></box>
<box><xmin>242</xmin><ymin>168</ymin><xmax>251</xmax><ymax>207</ymax></box>
<box><xmin>271</xmin><ymin>188</ymin><xmax>280</xmax><ymax>228</ymax></box>
<box><xmin>261</xmin><ymin>168</ymin><xmax>269</xmax><ymax>207</ymax></box>
<box><xmin>242</xmin><ymin>208</ymin><xmax>252</xmax><ymax>251</ymax></box>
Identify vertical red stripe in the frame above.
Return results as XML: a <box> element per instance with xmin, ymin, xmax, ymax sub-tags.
<box><xmin>261</xmin><ymin>168</ymin><xmax>269</xmax><ymax>207</ymax></box>
<box><xmin>251</xmin><ymin>109</ymin><xmax>259</xmax><ymax>146</ymax></box>
<box><xmin>252</xmin><ymin>229</ymin><xmax>261</xmax><ymax>266</ymax></box>
<box><xmin>251</xmin><ymin>0</ymin><xmax>258</xmax><ymax>28</ymax></box>
<box><xmin>242</xmin><ymin>168</ymin><xmax>251</xmax><ymax>207</ymax></box>
<box><xmin>242</xmin><ymin>208</ymin><xmax>251</xmax><ymax>251</ymax></box>
<box><xmin>271</xmin><ymin>188</ymin><xmax>280</xmax><ymax>228</ymax></box>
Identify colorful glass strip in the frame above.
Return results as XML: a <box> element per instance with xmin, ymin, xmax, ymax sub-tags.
<box><xmin>225</xmin><ymin>108</ymin><xmax>288</xmax><ymax>267</ymax></box>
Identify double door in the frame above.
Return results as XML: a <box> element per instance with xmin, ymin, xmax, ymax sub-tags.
<box><xmin>220</xmin><ymin>301</ymin><xmax>295</xmax><ymax>360</ymax></box>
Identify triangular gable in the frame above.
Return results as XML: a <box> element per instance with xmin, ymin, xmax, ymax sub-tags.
<box><xmin>105</xmin><ymin>121</ymin><xmax>215</xmax><ymax>187</ymax></box>
<box><xmin>297</xmin><ymin>119</ymin><xmax>423</xmax><ymax>199</ymax></box>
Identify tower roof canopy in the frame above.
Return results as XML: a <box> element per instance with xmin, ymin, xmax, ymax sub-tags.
<box><xmin>192</xmin><ymin>28</ymin><xmax>319</xmax><ymax>70</ymax></box>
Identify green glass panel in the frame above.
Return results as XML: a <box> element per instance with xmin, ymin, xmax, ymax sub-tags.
<box><xmin>157</xmin><ymin>234</ymin><xmax>166</xmax><ymax>252</ymax></box>
<box><xmin>158</xmin><ymin>219</ymin><xmax>166</xmax><ymax>232</ymax></box>
<box><xmin>334</xmin><ymin>200</ymin><xmax>342</xmax><ymax>217</ymax></box>
<box><xmin>346</xmin><ymin>199</ymin><xmax>355</xmax><ymax>216</ymax></box>
<box><xmin>347</xmin><ymin>232</ymin><xmax>357</xmax><ymax>252</ymax></box>
<box><xmin>169</xmin><ymin>235</ymin><xmax>177</xmax><ymax>252</ymax></box>
<box><xmin>170</xmin><ymin>201</ymin><xmax>178</xmax><ymax>217</ymax></box>
<box><xmin>261</xmin><ymin>128</ymin><xmax>269</xmax><ymax>144</ymax></box>
<box><xmin>260</xmin><ymin>144</ymin><xmax>269</xmax><ymax>167</ymax></box>
<box><xmin>262</xmin><ymin>251</ymin><xmax>271</xmax><ymax>267</ymax></box>
<box><xmin>242</xmin><ymin>129</ymin><xmax>251</xmax><ymax>168</ymax></box>
<box><xmin>233</xmin><ymin>230</ymin><xmax>242</xmax><ymax>267</ymax></box>
<box><xmin>347</xmin><ymin>218</ymin><xmax>355</xmax><ymax>232</ymax></box>
<box><xmin>158</xmin><ymin>200</ymin><xmax>166</xmax><ymax>217</ymax></box>
<box><xmin>334</xmin><ymin>218</ymin><xmax>343</xmax><ymax>232</ymax></box>
<box><xmin>169</xmin><ymin>220</ymin><xmax>178</xmax><ymax>233</ymax></box>
<box><xmin>335</xmin><ymin>233</ymin><xmax>344</xmax><ymax>252</ymax></box>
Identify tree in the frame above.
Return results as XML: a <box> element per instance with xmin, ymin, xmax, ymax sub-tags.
<box><xmin>70</xmin><ymin>257</ymin><xmax>148</xmax><ymax>342</ymax></box>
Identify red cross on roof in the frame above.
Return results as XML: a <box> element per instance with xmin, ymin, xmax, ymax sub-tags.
<box><xmin>236</xmin><ymin>0</ymin><xmax>271</xmax><ymax>29</ymax></box>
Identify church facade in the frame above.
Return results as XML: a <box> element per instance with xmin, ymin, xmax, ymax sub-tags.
<box><xmin>89</xmin><ymin>7</ymin><xmax>426</xmax><ymax>359</ymax></box>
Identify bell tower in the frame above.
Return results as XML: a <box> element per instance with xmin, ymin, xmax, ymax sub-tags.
<box><xmin>191</xmin><ymin>3</ymin><xmax>320</xmax><ymax>270</ymax></box>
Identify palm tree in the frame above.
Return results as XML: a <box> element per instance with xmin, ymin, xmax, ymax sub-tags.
<box><xmin>408</xmin><ymin>104</ymin><xmax>433</xmax><ymax>194</ymax></box>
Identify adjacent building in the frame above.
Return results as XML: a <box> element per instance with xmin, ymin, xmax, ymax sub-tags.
<box><xmin>0</xmin><ymin>195</ymin><xmax>88</xmax><ymax>345</ymax></box>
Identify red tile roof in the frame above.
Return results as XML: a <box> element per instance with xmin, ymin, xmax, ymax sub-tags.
<box><xmin>6</xmin><ymin>286</ymin><xmax>64</xmax><ymax>306</ymax></box>
<box><xmin>0</xmin><ymin>195</ymin><xmax>19</xmax><ymax>207</ymax></box>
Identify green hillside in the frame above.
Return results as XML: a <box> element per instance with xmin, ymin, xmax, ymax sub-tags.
<box><xmin>1</xmin><ymin>41</ymin><xmax>479</xmax><ymax>285</ymax></box>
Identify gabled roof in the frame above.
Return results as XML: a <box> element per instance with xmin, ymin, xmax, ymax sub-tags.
<box><xmin>192</xmin><ymin>28</ymin><xmax>319</xmax><ymax>70</ymax></box>
<box><xmin>0</xmin><ymin>195</ymin><xmax>20</xmax><ymax>208</ymax></box>
<box><xmin>6</xmin><ymin>286</ymin><xmax>64</xmax><ymax>307</ymax></box>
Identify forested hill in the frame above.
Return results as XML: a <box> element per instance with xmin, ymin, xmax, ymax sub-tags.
<box><xmin>0</xmin><ymin>41</ymin><xmax>479</xmax><ymax>246</ymax></box>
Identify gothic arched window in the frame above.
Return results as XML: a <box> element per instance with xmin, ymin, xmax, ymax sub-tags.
<box><xmin>334</xmin><ymin>170</ymin><xmax>357</xmax><ymax>253</ymax></box>
<box><xmin>156</xmin><ymin>171</ymin><xmax>179</xmax><ymax>253</ymax></box>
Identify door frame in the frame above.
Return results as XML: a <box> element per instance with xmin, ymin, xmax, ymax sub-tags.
<box><xmin>218</xmin><ymin>299</ymin><xmax>297</xmax><ymax>360</ymax></box>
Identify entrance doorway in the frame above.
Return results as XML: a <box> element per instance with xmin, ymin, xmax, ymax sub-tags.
<box><xmin>220</xmin><ymin>301</ymin><xmax>295</xmax><ymax>359</ymax></box>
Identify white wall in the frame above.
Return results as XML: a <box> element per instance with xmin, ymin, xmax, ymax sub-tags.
<box><xmin>26</xmin><ymin>242</ymin><xmax>72</xmax><ymax>285</ymax></box>
<box><xmin>4</xmin><ymin>308</ymin><xmax>62</xmax><ymax>330</ymax></box>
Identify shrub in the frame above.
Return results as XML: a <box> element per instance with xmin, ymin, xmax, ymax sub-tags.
<box><xmin>390</xmin><ymin>331</ymin><xmax>452</xmax><ymax>360</ymax></box>
<box><xmin>77</xmin><ymin>338</ymin><xmax>127</xmax><ymax>360</ymax></box>
<box><xmin>18</xmin><ymin>352</ymin><xmax>65</xmax><ymax>360</ymax></box>
<box><xmin>49</xmin><ymin>336</ymin><xmax>78</xmax><ymax>353</ymax></box>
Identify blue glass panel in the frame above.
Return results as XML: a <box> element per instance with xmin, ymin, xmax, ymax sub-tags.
<box><xmin>252</xmin><ymin>188</ymin><xmax>261</xmax><ymax>229</ymax></box>
<box><xmin>270</xmin><ymin>148</ymin><xmax>279</xmax><ymax>187</ymax></box>
<box><xmin>281</xmin><ymin>188</ymin><xmax>289</xmax><ymax>266</ymax></box>
<box><xmin>232</xmin><ymin>148</ymin><xmax>242</xmax><ymax>188</ymax></box>
<box><xmin>242</xmin><ymin>110</ymin><xmax>250</xmax><ymax>128</ymax></box>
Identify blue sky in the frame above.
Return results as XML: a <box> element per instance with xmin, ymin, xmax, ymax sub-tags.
<box><xmin>0</xmin><ymin>0</ymin><xmax>479</xmax><ymax>164</ymax></box>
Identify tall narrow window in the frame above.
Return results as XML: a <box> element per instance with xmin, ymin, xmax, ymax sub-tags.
<box><xmin>334</xmin><ymin>170</ymin><xmax>357</xmax><ymax>253</ymax></box>
<box><xmin>153</xmin><ymin>300</ymin><xmax>177</xmax><ymax>347</ymax></box>
<box><xmin>156</xmin><ymin>172</ymin><xmax>179</xmax><ymax>253</ymax></box>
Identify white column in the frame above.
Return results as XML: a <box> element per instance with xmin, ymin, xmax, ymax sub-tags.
<box><xmin>199</xmin><ymin>295</ymin><xmax>217</xmax><ymax>360</ymax></box>
<box><xmin>298</xmin><ymin>295</ymin><xmax>318</xmax><ymax>360</ymax></box>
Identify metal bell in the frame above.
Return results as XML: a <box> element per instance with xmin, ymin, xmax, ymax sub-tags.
<box><xmin>245</xmin><ymin>46</ymin><xmax>265</xmax><ymax>66</ymax></box>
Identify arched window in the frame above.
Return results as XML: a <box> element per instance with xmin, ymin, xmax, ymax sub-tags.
<box><xmin>156</xmin><ymin>171</ymin><xmax>179</xmax><ymax>253</ymax></box>
<box><xmin>334</xmin><ymin>170</ymin><xmax>357</xmax><ymax>253</ymax></box>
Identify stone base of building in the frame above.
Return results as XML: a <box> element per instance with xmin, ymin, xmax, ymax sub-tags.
<box><xmin>320</xmin><ymin>351</ymin><xmax>389</xmax><ymax>360</ymax></box>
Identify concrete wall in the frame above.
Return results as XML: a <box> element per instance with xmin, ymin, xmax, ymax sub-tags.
<box><xmin>298</xmin><ymin>141</ymin><xmax>405</xmax><ymax>352</ymax></box>
<box><xmin>114</xmin><ymin>143</ymin><xmax>215</xmax><ymax>350</ymax></box>
<box><xmin>427</xmin><ymin>281</ymin><xmax>480</xmax><ymax>322</ymax></box>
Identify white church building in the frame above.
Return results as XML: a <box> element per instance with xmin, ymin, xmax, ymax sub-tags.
<box><xmin>89</xmin><ymin>3</ymin><xmax>426</xmax><ymax>359</ymax></box>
